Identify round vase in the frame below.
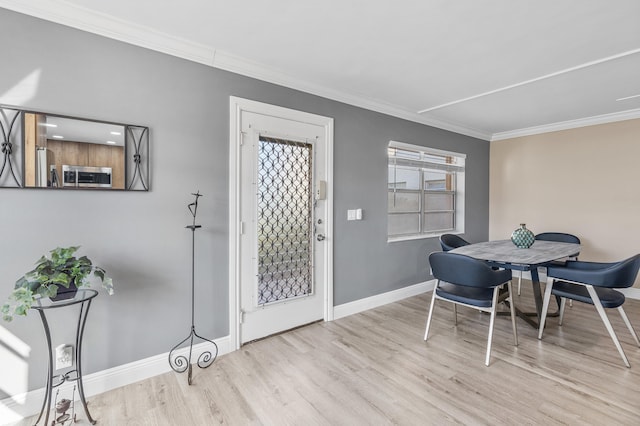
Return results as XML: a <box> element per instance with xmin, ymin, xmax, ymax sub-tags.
<box><xmin>511</xmin><ymin>223</ymin><xmax>535</xmax><ymax>248</ymax></box>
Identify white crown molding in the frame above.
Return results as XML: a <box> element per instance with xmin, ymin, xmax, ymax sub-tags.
<box><xmin>419</xmin><ymin>49</ymin><xmax>640</xmax><ymax>115</ymax></box>
<box><xmin>214</xmin><ymin>50</ymin><xmax>491</xmax><ymax>140</ymax></box>
<box><xmin>0</xmin><ymin>0</ymin><xmax>215</xmax><ymax>65</ymax></box>
<box><xmin>1</xmin><ymin>1</ymin><xmax>637</xmax><ymax>143</ymax></box>
<box><xmin>491</xmin><ymin>108</ymin><xmax>640</xmax><ymax>141</ymax></box>
<box><xmin>0</xmin><ymin>0</ymin><xmax>491</xmax><ymax>141</ymax></box>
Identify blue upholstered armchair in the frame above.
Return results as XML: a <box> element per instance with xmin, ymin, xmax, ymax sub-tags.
<box><xmin>538</xmin><ymin>254</ymin><xmax>640</xmax><ymax>367</ymax></box>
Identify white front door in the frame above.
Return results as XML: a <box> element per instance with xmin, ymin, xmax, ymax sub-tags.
<box><xmin>230</xmin><ymin>98</ymin><xmax>333</xmax><ymax>347</ymax></box>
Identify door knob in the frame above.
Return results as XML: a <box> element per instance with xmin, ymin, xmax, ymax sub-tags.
<box><xmin>316</xmin><ymin>234</ymin><xmax>326</xmax><ymax>241</ymax></box>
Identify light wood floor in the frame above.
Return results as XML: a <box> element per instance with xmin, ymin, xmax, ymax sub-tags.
<box><xmin>16</xmin><ymin>284</ymin><xmax>640</xmax><ymax>425</ymax></box>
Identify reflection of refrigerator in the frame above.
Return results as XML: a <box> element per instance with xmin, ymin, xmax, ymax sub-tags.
<box><xmin>36</xmin><ymin>147</ymin><xmax>55</xmax><ymax>187</ymax></box>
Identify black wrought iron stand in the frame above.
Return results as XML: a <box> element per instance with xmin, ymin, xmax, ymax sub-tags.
<box><xmin>168</xmin><ymin>191</ymin><xmax>218</xmax><ymax>384</ymax></box>
<box><xmin>31</xmin><ymin>289</ymin><xmax>98</xmax><ymax>425</ymax></box>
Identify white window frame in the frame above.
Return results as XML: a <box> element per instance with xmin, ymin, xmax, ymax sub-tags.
<box><xmin>387</xmin><ymin>140</ymin><xmax>465</xmax><ymax>242</ymax></box>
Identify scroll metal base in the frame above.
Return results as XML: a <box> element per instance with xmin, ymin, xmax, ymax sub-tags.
<box><xmin>169</xmin><ymin>191</ymin><xmax>217</xmax><ymax>385</ymax></box>
<box><xmin>168</xmin><ymin>326</ymin><xmax>218</xmax><ymax>385</ymax></box>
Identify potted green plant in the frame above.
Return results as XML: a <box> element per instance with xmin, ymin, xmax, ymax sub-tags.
<box><xmin>1</xmin><ymin>246</ymin><xmax>114</xmax><ymax>321</ymax></box>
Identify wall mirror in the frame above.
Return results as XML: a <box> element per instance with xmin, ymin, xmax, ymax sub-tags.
<box><xmin>0</xmin><ymin>106</ymin><xmax>149</xmax><ymax>190</ymax></box>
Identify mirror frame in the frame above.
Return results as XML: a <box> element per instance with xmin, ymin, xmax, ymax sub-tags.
<box><xmin>0</xmin><ymin>105</ymin><xmax>150</xmax><ymax>191</ymax></box>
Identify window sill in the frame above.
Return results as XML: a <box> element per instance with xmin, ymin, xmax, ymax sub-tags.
<box><xmin>387</xmin><ymin>232</ymin><xmax>462</xmax><ymax>244</ymax></box>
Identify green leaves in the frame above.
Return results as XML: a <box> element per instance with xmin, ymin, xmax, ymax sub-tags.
<box><xmin>91</xmin><ymin>268</ymin><xmax>114</xmax><ymax>295</ymax></box>
<box><xmin>102</xmin><ymin>277</ymin><xmax>114</xmax><ymax>296</ymax></box>
<box><xmin>1</xmin><ymin>246</ymin><xmax>115</xmax><ymax>321</ymax></box>
<box><xmin>2</xmin><ymin>287</ymin><xmax>35</xmax><ymax>321</ymax></box>
<box><xmin>1</xmin><ymin>303</ymin><xmax>11</xmax><ymax>322</ymax></box>
<box><xmin>93</xmin><ymin>267</ymin><xmax>105</xmax><ymax>281</ymax></box>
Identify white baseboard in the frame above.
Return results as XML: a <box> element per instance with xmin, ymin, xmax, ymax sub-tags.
<box><xmin>621</xmin><ymin>287</ymin><xmax>640</xmax><ymax>300</ymax></box>
<box><xmin>7</xmin><ymin>274</ymin><xmax>632</xmax><ymax>423</ymax></box>
<box><xmin>333</xmin><ymin>280</ymin><xmax>435</xmax><ymax>320</ymax></box>
<box><xmin>2</xmin><ymin>280</ymin><xmax>436</xmax><ymax>423</ymax></box>
<box><xmin>0</xmin><ymin>335</ymin><xmax>230</xmax><ymax>423</ymax></box>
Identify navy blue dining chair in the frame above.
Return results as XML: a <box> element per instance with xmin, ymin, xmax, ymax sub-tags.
<box><xmin>517</xmin><ymin>232</ymin><xmax>581</xmax><ymax>295</ymax></box>
<box><xmin>538</xmin><ymin>254</ymin><xmax>640</xmax><ymax>367</ymax></box>
<box><xmin>535</xmin><ymin>232</ymin><xmax>581</xmax><ymax>265</ymax></box>
<box><xmin>425</xmin><ymin>252</ymin><xmax>518</xmax><ymax>366</ymax></box>
<box><xmin>439</xmin><ymin>234</ymin><xmax>470</xmax><ymax>252</ymax></box>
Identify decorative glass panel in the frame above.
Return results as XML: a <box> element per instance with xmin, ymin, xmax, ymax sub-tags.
<box><xmin>257</xmin><ymin>137</ymin><xmax>313</xmax><ymax>305</ymax></box>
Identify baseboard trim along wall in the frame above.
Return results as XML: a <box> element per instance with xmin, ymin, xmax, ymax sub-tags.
<box><xmin>0</xmin><ymin>336</ymin><xmax>231</xmax><ymax>422</ymax></box>
<box><xmin>12</xmin><ymin>277</ymin><xmax>638</xmax><ymax>422</ymax></box>
<box><xmin>2</xmin><ymin>281</ymin><xmax>435</xmax><ymax>421</ymax></box>
<box><xmin>622</xmin><ymin>287</ymin><xmax>640</xmax><ymax>299</ymax></box>
<box><xmin>2</xmin><ymin>282</ymin><xmax>436</xmax><ymax>421</ymax></box>
<box><xmin>333</xmin><ymin>280</ymin><xmax>436</xmax><ymax>320</ymax></box>
<box><xmin>0</xmin><ymin>280</ymin><xmax>435</xmax><ymax>424</ymax></box>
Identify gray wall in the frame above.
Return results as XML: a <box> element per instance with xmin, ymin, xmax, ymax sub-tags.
<box><xmin>0</xmin><ymin>8</ymin><xmax>489</xmax><ymax>393</ymax></box>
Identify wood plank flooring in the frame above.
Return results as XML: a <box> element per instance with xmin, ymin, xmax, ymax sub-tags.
<box><xmin>14</xmin><ymin>284</ymin><xmax>640</xmax><ymax>425</ymax></box>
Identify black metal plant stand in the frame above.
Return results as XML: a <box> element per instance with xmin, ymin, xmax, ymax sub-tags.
<box><xmin>31</xmin><ymin>289</ymin><xmax>98</xmax><ymax>425</ymax></box>
<box><xmin>168</xmin><ymin>191</ymin><xmax>218</xmax><ymax>384</ymax></box>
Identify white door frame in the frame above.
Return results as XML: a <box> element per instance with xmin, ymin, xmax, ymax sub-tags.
<box><xmin>229</xmin><ymin>96</ymin><xmax>334</xmax><ymax>351</ymax></box>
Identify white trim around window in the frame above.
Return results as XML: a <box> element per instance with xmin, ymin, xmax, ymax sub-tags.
<box><xmin>387</xmin><ymin>140</ymin><xmax>465</xmax><ymax>242</ymax></box>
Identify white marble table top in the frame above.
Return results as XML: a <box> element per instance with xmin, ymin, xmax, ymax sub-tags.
<box><xmin>449</xmin><ymin>239</ymin><xmax>581</xmax><ymax>266</ymax></box>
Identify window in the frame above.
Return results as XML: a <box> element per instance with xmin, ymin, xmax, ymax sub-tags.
<box><xmin>388</xmin><ymin>141</ymin><xmax>465</xmax><ymax>241</ymax></box>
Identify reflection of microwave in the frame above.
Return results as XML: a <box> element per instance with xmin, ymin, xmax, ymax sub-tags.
<box><xmin>62</xmin><ymin>165</ymin><xmax>112</xmax><ymax>188</ymax></box>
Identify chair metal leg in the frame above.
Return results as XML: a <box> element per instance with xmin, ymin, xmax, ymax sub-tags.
<box><xmin>586</xmin><ymin>285</ymin><xmax>630</xmax><ymax>368</ymax></box>
<box><xmin>485</xmin><ymin>286</ymin><xmax>501</xmax><ymax>366</ymax></box>
<box><xmin>424</xmin><ymin>283</ymin><xmax>439</xmax><ymax>341</ymax></box>
<box><xmin>453</xmin><ymin>304</ymin><xmax>458</xmax><ymax>326</ymax></box>
<box><xmin>617</xmin><ymin>306</ymin><xmax>640</xmax><ymax>347</ymax></box>
<box><xmin>507</xmin><ymin>281</ymin><xmax>518</xmax><ymax>346</ymax></box>
<box><xmin>559</xmin><ymin>297</ymin><xmax>567</xmax><ymax>325</ymax></box>
<box><xmin>538</xmin><ymin>277</ymin><xmax>555</xmax><ymax>339</ymax></box>
<box><xmin>568</xmin><ymin>257</ymin><xmax>576</xmax><ymax>308</ymax></box>
<box><xmin>517</xmin><ymin>270</ymin><xmax>522</xmax><ymax>295</ymax></box>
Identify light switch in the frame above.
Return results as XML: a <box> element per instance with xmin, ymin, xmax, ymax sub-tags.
<box><xmin>348</xmin><ymin>209</ymin><xmax>363</xmax><ymax>221</ymax></box>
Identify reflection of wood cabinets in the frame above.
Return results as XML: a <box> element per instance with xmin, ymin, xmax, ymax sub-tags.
<box><xmin>24</xmin><ymin>112</ymin><xmax>125</xmax><ymax>189</ymax></box>
<box><xmin>24</xmin><ymin>113</ymin><xmax>47</xmax><ymax>187</ymax></box>
<box><xmin>46</xmin><ymin>140</ymin><xmax>125</xmax><ymax>189</ymax></box>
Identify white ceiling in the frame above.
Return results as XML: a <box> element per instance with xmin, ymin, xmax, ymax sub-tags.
<box><xmin>2</xmin><ymin>0</ymin><xmax>640</xmax><ymax>140</ymax></box>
